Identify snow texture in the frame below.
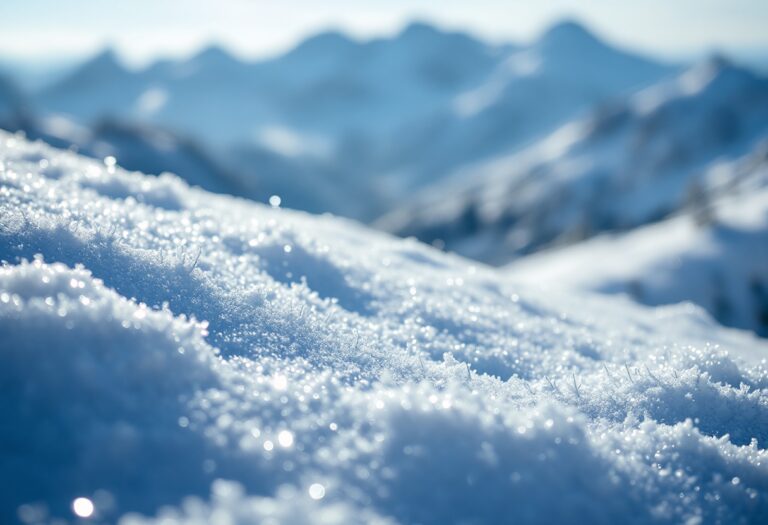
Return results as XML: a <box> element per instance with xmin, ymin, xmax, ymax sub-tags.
<box><xmin>2</xmin><ymin>131</ymin><xmax>768</xmax><ymax>524</ymax></box>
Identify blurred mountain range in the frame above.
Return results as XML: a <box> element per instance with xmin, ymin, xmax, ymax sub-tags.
<box><xmin>2</xmin><ymin>19</ymin><xmax>768</xmax><ymax>335</ymax></box>
<box><xmin>507</xmin><ymin>174</ymin><xmax>768</xmax><ymax>336</ymax></box>
<box><xmin>379</xmin><ymin>57</ymin><xmax>768</xmax><ymax>262</ymax></box>
<box><xmin>1</xmin><ymin>20</ymin><xmax>676</xmax><ymax>219</ymax></box>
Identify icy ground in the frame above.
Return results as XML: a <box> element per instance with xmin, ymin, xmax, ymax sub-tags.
<box><xmin>1</xmin><ymin>130</ymin><xmax>768</xmax><ymax>524</ymax></box>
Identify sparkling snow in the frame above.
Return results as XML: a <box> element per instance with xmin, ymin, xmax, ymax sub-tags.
<box><xmin>1</xmin><ymin>131</ymin><xmax>768</xmax><ymax>524</ymax></box>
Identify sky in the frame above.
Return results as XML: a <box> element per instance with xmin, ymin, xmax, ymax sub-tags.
<box><xmin>1</xmin><ymin>0</ymin><xmax>768</xmax><ymax>64</ymax></box>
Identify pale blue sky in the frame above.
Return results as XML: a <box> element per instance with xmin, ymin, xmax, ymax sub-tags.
<box><xmin>1</xmin><ymin>0</ymin><xmax>767</xmax><ymax>63</ymax></box>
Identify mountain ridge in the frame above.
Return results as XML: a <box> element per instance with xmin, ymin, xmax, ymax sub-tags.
<box><xmin>378</xmin><ymin>58</ymin><xmax>768</xmax><ymax>262</ymax></box>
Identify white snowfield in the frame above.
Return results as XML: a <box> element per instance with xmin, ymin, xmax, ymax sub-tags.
<box><xmin>507</xmin><ymin>184</ymin><xmax>768</xmax><ymax>337</ymax></box>
<box><xmin>1</xmin><ymin>131</ymin><xmax>768</xmax><ymax>524</ymax></box>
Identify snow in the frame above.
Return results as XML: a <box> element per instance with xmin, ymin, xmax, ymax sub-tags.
<box><xmin>507</xmin><ymin>185</ymin><xmax>768</xmax><ymax>336</ymax></box>
<box><xmin>379</xmin><ymin>58</ymin><xmax>768</xmax><ymax>264</ymax></box>
<box><xmin>36</xmin><ymin>24</ymin><xmax>500</xmax><ymax>147</ymax></box>
<box><xmin>23</xmin><ymin>21</ymin><xmax>673</xmax><ymax>223</ymax></box>
<box><xmin>256</xmin><ymin>125</ymin><xmax>331</xmax><ymax>158</ymax></box>
<box><xmin>2</xmin><ymin>131</ymin><xmax>768</xmax><ymax>524</ymax></box>
<box><xmin>134</xmin><ymin>87</ymin><xmax>168</xmax><ymax>116</ymax></box>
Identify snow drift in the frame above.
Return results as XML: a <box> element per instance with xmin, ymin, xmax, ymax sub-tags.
<box><xmin>2</xmin><ymin>131</ymin><xmax>768</xmax><ymax>524</ymax></box>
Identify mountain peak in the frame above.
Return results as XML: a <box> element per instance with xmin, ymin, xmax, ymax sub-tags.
<box><xmin>538</xmin><ymin>19</ymin><xmax>600</xmax><ymax>49</ymax></box>
<box><xmin>87</xmin><ymin>48</ymin><xmax>123</xmax><ymax>70</ymax></box>
<box><xmin>289</xmin><ymin>30</ymin><xmax>355</xmax><ymax>57</ymax></box>
<box><xmin>69</xmin><ymin>47</ymin><xmax>127</xmax><ymax>81</ymax></box>
<box><xmin>682</xmin><ymin>53</ymin><xmax>762</xmax><ymax>92</ymax></box>
<box><xmin>190</xmin><ymin>44</ymin><xmax>239</xmax><ymax>66</ymax></box>
<box><xmin>400</xmin><ymin>21</ymin><xmax>441</xmax><ymax>39</ymax></box>
<box><xmin>705</xmin><ymin>52</ymin><xmax>734</xmax><ymax>70</ymax></box>
<box><xmin>695</xmin><ymin>53</ymin><xmax>740</xmax><ymax>77</ymax></box>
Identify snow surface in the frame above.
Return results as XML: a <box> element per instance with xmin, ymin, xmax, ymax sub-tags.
<box><xmin>2</xmin><ymin>131</ymin><xmax>768</xmax><ymax>524</ymax></box>
<box><xmin>507</xmin><ymin>183</ymin><xmax>768</xmax><ymax>336</ymax></box>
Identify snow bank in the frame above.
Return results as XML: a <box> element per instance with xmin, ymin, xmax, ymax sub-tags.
<box><xmin>2</xmin><ymin>131</ymin><xmax>768</xmax><ymax>524</ymax></box>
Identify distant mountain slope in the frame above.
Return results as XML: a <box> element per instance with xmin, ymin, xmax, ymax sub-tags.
<box><xmin>82</xmin><ymin>120</ymin><xmax>249</xmax><ymax>195</ymax></box>
<box><xmin>38</xmin><ymin>49</ymin><xmax>146</xmax><ymax>121</ymax></box>
<box><xmin>507</xmin><ymin>163</ymin><xmax>768</xmax><ymax>335</ymax></box>
<box><xmin>36</xmin><ymin>23</ymin><xmax>503</xmax><ymax>147</ymax></box>
<box><xmin>31</xmin><ymin>21</ymin><xmax>676</xmax><ymax>222</ymax></box>
<box><xmin>375</xmin><ymin>20</ymin><xmax>675</xmax><ymax>188</ymax></box>
<box><xmin>379</xmin><ymin>58</ymin><xmax>768</xmax><ymax>263</ymax></box>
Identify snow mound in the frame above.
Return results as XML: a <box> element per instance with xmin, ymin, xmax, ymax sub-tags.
<box><xmin>2</xmin><ymin>131</ymin><xmax>768</xmax><ymax>524</ymax></box>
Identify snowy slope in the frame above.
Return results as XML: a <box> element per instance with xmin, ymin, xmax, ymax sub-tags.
<box><xmin>379</xmin><ymin>20</ymin><xmax>674</xmax><ymax>188</ymax></box>
<box><xmin>380</xmin><ymin>57</ymin><xmax>768</xmax><ymax>263</ymax></box>
<box><xmin>507</xmin><ymin>177</ymin><xmax>768</xmax><ymax>336</ymax></box>
<box><xmin>2</xmin><ymin>131</ymin><xmax>768</xmax><ymax>524</ymax></box>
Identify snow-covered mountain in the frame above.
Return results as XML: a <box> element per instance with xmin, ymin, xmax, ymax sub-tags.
<box><xmin>39</xmin><ymin>49</ymin><xmax>145</xmax><ymax>120</ymax></box>
<box><xmin>26</xmin><ymin>23</ymin><xmax>508</xmax><ymax>218</ymax></box>
<box><xmin>2</xmin><ymin>57</ymin><xmax>256</xmax><ymax>198</ymax></box>
<box><xmin>36</xmin><ymin>23</ymin><xmax>503</xmax><ymax>147</ymax></box>
<box><xmin>374</xmin><ymin>20</ymin><xmax>675</xmax><ymax>189</ymax></box>
<box><xmin>29</xmin><ymin>21</ymin><xmax>675</xmax><ymax>220</ymax></box>
<box><xmin>507</xmin><ymin>172</ymin><xmax>768</xmax><ymax>335</ymax></box>
<box><xmin>379</xmin><ymin>58</ymin><xmax>768</xmax><ymax>263</ymax></box>
<box><xmin>3</xmin><ymin>130</ymin><xmax>768</xmax><ymax>525</ymax></box>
